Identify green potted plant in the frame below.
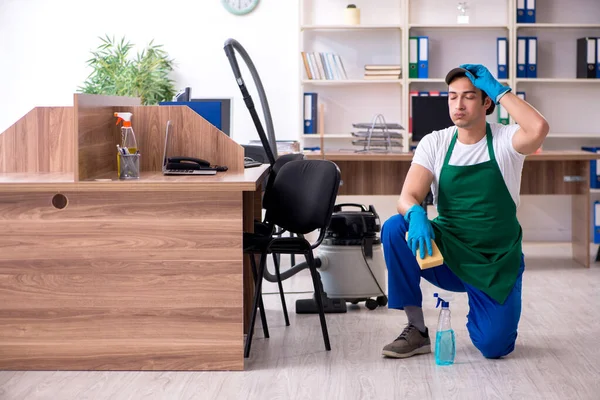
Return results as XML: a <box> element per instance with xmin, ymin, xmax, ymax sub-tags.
<box><xmin>78</xmin><ymin>34</ymin><xmax>176</xmax><ymax>105</ymax></box>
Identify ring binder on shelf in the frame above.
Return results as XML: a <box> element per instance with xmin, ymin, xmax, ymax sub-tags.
<box><xmin>517</xmin><ymin>37</ymin><xmax>527</xmax><ymax>78</ymax></box>
<box><xmin>497</xmin><ymin>37</ymin><xmax>508</xmax><ymax>79</ymax></box>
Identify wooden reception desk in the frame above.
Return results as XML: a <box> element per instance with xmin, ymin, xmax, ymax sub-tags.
<box><xmin>0</xmin><ymin>94</ymin><xmax>267</xmax><ymax>371</ymax></box>
<box><xmin>306</xmin><ymin>150</ymin><xmax>600</xmax><ymax>268</ymax></box>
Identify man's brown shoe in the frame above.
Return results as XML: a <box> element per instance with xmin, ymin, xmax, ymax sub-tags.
<box><xmin>382</xmin><ymin>324</ymin><xmax>431</xmax><ymax>358</ymax></box>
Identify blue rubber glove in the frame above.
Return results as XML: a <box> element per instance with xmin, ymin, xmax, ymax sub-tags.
<box><xmin>404</xmin><ymin>204</ymin><xmax>435</xmax><ymax>259</ymax></box>
<box><xmin>459</xmin><ymin>63</ymin><xmax>511</xmax><ymax>104</ymax></box>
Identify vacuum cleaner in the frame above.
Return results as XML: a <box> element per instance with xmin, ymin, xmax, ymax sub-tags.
<box><xmin>296</xmin><ymin>203</ymin><xmax>388</xmax><ymax>313</ymax></box>
<box><xmin>223</xmin><ymin>38</ymin><xmax>388</xmax><ymax>314</ymax></box>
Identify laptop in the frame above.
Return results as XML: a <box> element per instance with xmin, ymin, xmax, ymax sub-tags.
<box><xmin>162</xmin><ymin>120</ymin><xmax>217</xmax><ymax>175</ymax></box>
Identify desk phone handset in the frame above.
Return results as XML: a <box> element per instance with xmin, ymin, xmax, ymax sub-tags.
<box><xmin>167</xmin><ymin>156</ymin><xmax>211</xmax><ymax>170</ymax></box>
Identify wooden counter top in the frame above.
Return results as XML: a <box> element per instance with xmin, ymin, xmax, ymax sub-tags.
<box><xmin>305</xmin><ymin>150</ymin><xmax>600</xmax><ymax>162</ymax></box>
<box><xmin>0</xmin><ymin>165</ymin><xmax>270</xmax><ymax>192</ymax></box>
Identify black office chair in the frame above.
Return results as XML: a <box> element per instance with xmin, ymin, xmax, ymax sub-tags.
<box><xmin>253</xmin><ymin>152</ymin><xmax>305</xmax><ymax>331</ymax></box>
<box><xmin>223</xmin><ymin>39</ymin><xmax>309</xmax><ymax>333</ymax></box>
<box><xmin>243</xmin><ymin>159</ymin><xmax>341</xmax><ymax>358</ymax></box>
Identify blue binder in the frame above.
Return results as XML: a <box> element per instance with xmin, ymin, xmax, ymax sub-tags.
<box><xmin>517</xmin><ymin>37</ymin><xmax>527</xmax><ymax>78</ymax></box>
<box><xmin>497</xmin><ymin>37</ymin><xmax>508</xmax><ymax>79</ymax></box>
<box><xmin>525</xmin><ymin>0</ymin><xmax>536</xmax><ymax>23</ymax></box>
<box><xmin>418</xmin><ymin>36</ymin><xmax>429</xmax><ymax>79</ymax></box>
<box><xmin>303</xmin><ymin>92</ymin><xmax>318</xmax><ymax>134</ymax></box>
<box><xmin>595</xmin><ymin>201</ymin><xmax>600</xmax><ymax>244</ymax></box>
<box><xmin>516</xmin><ymin>0</ymin><xmax>525</xmax><ymax>23</ymax></box>
<box><xmin>527</xmin><ymin>37</ymin><xmax>538</xmax><ymax>78</ymax></box>
<box><xmin>597</xmin><ymin>37</ymin><xmax>600</xmax><ymax>78</ymax></box>
<box><xmin>582</xmin><ymin>146</ymin><xmax>600</xmax><ymax>188</ymax></box>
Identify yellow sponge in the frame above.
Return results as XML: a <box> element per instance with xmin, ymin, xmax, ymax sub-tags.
<box><xmin>405</xmin><ymin>232</ymin><xmax>444</xmax><ymax>269</ymax></box>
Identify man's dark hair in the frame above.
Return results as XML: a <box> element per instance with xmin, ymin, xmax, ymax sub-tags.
<box><xmin>446</xmin><ymin>70</ymin><xmax>494</xmax><ymax>115</ymax></box>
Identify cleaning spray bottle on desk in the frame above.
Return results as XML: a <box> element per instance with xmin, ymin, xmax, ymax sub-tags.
<box><xmin>114</xmin><ymin>112</ymin><xmax>137</xmax><ymax>153</ymax></box>
<box><xmin>434</xmin><ymin>292</ymin><xmax>455</xmax><ymax>366</ymax></box>
<box><xmin>114</xmin><ymin>112</ymin><xmax>138</xmax><ymax>176</ymax></box>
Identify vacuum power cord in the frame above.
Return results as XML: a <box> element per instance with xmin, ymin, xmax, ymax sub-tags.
<box><xmin>361</xmin><ymin>237</ymin><xmax>388</xmax><ymax>302</ymax></box>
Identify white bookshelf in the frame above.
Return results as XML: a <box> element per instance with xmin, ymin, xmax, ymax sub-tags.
<box><xmin>301</xmin><ymin>79</ymin><xmax>403</xmax><ymax>85</ymax></box>
<box><xmin>409</xmin><ymin>78</ymin><xmax>510</xmax><ymax>84</ymax></box>
<box><xmin>301</xmin><ymin>25</ymin><xmax>403</xmax><ymax>30</ymax></box>
<box><xmin>299</xmin><ymin>0</ymin><xmax>600</xmax><ymax>153</ymax></box>
<box><xmin>516</xmin><ymin>78</ymin><xmax>600</xmax><ymax>83</ymax></box>
<box><xmin>408</xmin><ymin>24</ymin><xmax>509</xmax><ymax>29</ymax></box>
<box><xmin>515</xmin><ymin>23</ymin><xmax>600</xmax><ymax>29</ymax></box>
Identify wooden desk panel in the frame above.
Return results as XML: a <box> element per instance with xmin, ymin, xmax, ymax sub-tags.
<box><xmin>520</xmin><ymin>160</ymin><xmax>588</xmax><ymax>195</ymax></box>
<box><xmin>0</xmin><ymin>190</ymin><xmax>244</xmax><ymax>371</ymax></box>
<box><xmin>306</xmin><ymin>150</ymin><xmax>600</xmax><ymax>162</ymax></box>
<box><xmin>336</xmin><ymin>160</ymin><xmax>410</xmax><ymax>195</ymax></box>
<box><xmin>310</xmin><ymin>152</ymin><xmax>596</xmax><ymax>196</ymax></box>
<box><xmin>0</xmin><ymin>107</ymin><xmax>74</xmax><ymax>174</ymax></box>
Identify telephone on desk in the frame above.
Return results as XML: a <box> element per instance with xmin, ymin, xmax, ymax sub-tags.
<box><xmin>167</xmin><ymin>157</ymin><xmax>228</xmax><ymax>172</ymax></box>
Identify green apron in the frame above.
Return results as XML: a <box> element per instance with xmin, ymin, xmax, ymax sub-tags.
<box><xmin>431</xmin><ymin>123</ymin><xmax>523</xmax><ymax>304</ymax></box>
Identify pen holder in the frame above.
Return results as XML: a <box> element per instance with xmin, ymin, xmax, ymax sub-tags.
<box><xmin>118</xmin><ymin>153</ymin><xmax>140</xmax><ymax>180</ymax></box>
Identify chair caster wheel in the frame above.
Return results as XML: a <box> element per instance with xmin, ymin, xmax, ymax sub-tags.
<box><xmin>365</xmin><ymin>298</ymin><xmax>378</xmax><ymax>310</ymax></box>
<box><xmin>376</xmin><ymin>296</ymin><xmax>388</xmax><ymax>306</ymax></box>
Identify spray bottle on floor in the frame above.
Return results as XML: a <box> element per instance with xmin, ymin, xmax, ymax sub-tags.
<box><xmin>434</xmin><ymin>292</ymin><xmax>455</xmax><ymax>365</ymax></box>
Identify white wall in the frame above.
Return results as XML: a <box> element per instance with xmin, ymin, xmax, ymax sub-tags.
<box><xmin>0</xmin><ymin>0</ymin><xmax>300</xmax><ymax>145</ymax></box>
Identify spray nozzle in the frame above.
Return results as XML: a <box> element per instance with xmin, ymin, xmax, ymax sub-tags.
<box><xmin>434</xmin><ymin>292</ymin><xmax>451</xmax><ymax>308</ymax></box>
<box><xmin>114</xmin><ymin>112</ymin><xmax>133</xmax><ymax>127</ymax></box>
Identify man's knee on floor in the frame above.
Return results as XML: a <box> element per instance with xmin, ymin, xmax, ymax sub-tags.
<box><xmin>471</xmin><ymin>329</ymin><xmax>517</xmax><ymax>359</ymax></box>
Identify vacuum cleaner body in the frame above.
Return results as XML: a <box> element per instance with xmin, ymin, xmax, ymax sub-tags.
<box><xmin>316</xmin><ymin>203</ymin><xmax>388</xmax><ymax>310</ymax></box>
<box><xmin>317</xmin><ymin>242</ymin><xmax>386</xmax><ymax>300</ymax></box>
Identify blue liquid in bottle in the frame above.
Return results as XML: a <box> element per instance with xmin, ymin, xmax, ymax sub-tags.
<box><xmin>434</xmin><ymin>293</ymin><xmax>455</xmax><ymax>366</ymax></box>
<box><xmin>435</xmin><ymin>329</ymin><xmax>456</xmax><ymax>366</ymax></box>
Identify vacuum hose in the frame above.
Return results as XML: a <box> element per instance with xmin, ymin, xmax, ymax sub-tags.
<box><xmin>223</xmin><ymin>38</ymin><xmax>278</xmax><ymax>164</ymax></box>
<box><xmin>260</xmin><ymin>255</ymin><xmax>324</xmax><ymax>283</ymax></box>
<box><xmin>224</xmin><ymin>38</ymin><xmax>321</xmax><ymax>284</ymax></box>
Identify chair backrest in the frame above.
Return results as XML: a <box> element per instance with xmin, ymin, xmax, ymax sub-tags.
<box><xmin>262</xmin><ymin>153</ymin><xmax>306</xmax><ymax>211</ymax></box>
<box><xmin>264</xmin><ymin>159</ymin><xmax>341</xmax><ymax>235</ymax></box>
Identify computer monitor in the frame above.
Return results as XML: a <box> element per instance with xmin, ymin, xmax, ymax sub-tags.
<box><xmin>412</xmin><ymin>96</ymin><xmax>454</xmax><ymax>142</ymax></box>
<box><xmin>173</xmin><ymin>87</ymin><xmax>191</xmax><ymax>102</ymax></box>
<box><xmin>191</xmin><ymin>98</ymin><xmax>231</xmax><ymax>136</ymax></box>
<box><xmin>159</xmin><ymin>98</ymin><xmax>231</xmax><ymax>136</ymax></box>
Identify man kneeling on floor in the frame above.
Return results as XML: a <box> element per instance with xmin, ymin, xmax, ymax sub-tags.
<box><xmin>381</xmin><ymin>64</ymin><xmax>549</xmax><ymax>359</ymax></box>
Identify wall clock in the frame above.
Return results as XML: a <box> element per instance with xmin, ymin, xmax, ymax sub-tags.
<box><xmin>222</xmin><ymin>0</ymin><xmax>260</xmax><ymax>16</ymax></box>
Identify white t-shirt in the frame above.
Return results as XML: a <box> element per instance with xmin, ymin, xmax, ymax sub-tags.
<box><xmin>412</xmin><ymin>122</ymin><xmax>525</xmax><ymax>207</ymax></box>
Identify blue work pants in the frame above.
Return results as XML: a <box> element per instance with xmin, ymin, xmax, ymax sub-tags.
<box><xmin>381</xmin><ymin>214</ymin><xmax>525</xmax><ymax>359</ymax></box>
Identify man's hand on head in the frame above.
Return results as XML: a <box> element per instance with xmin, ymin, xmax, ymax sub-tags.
<box><xmin>459</xmin><ymin>63</ymin><xmax>511</xmax><ymax>104</ymax></box>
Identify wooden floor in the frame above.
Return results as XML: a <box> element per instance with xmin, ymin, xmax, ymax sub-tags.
<box><xmin>1</xmin><ymin>243</ymin><xmax>599</xmax><ymax>400</ymax></box>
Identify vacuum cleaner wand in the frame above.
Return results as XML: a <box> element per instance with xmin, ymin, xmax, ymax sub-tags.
<box><xmin>223</xmin><ymin>39</ymin><xmax>277</xmax><ymax>166</ymax></box>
